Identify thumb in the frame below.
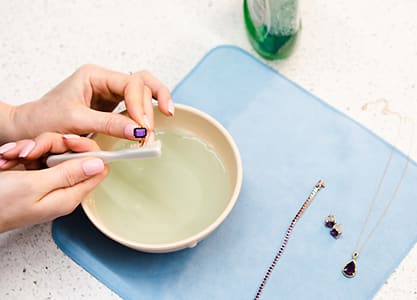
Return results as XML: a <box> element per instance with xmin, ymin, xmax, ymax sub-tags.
<box><xmin>76</xmin><ymin>108</ymin><xmax>142</xmax><ymax>140</ymax></box>
<box><xmin>33</xmin><ymin>157</ymin><xmax>108</xmax><ymax>222</ymax></box>
<box><xmin>38</xmin><ymin>157</ymin><xmax>105</xmax><ymax>191</ymax></box>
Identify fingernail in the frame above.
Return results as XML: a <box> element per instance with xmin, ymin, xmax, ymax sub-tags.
<box><xmin>144</xmin><ymin>115</ymin><xmax>151</xmax><ymax>129</ymax></box>
<box><xmin>148</xmin><ymin>132</ymin><xmax>155</xmax><ymax>144</ymax></box>
<box><xmin>124</xmin><ymin>124</ymin><xmax>137</xmax><ymax>138</ymax></box>
<box><xmin>168</xmin><ymin>99</ymin><xmax>175</xmax><ymax>116</ymax></box>
<box><xmin>82</xmin><ymin>158</ymin><xmax>105</xmax><ymax>176</ymax></box>
<box><xmin>19</xmin><ymin>140</ymin><xmax>36</xmax><ymax>158</ymax></box>
<box><xmin>0</xmin><ymin>158</ymin><xmax>7</xmax><ymax>167</ymax></box>
<box><xmin>0</xmin><ymin>142</ymin><xmax>17</xmax><ymax>154</ymax></box>
<box><xmin>63</xmin><ymin>134</ymin><xmax>81</xmax><ymax>139</ymax></box>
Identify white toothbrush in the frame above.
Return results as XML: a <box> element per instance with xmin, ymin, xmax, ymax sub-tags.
<box><xmin>46</xmin><ymin>140</ymin><xmax>161</xmax><ymax>167</ymax></box>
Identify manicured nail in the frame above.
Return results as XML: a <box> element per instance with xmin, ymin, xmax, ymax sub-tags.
<box><xmin>168</xmin><ymin>99</ymin><xmax>175</xmax><ymax>116</ymax></box>
<box><xmin>148</xmin><ymin>132</ymin><xmax>155</xmax><ymax>144</ymax></box>
<box><xmin>124</xmin><ymin>124</ymin><xmax>137</xmax><ymax>138</ymax></box>
<box><xmin>82</xmin><ymin>158</ymin><xmax>105</xmax><ymax>176</ymax></box>
<box><xmin>144</xmin><ymin>115</ymin><xmax>151</xmax><ymax>129</ymax></box>
<box><xmin>0</xmin><ymin>142</ymin><xmax>17</xmax><ymax>154</ymax></box>
<box><xmin>19</xmin><ymin>140</ymin><xmax>36</xmax><ymax>158</ymax></box>
<box><xmin>0</xmin><ymin>158</ymin><xmax>7</xmax><ymax>167</ymax></box>
<box><xmin>63</xmin><ymin>134</ymin><xmax>81</xmax><ymax>139</ymax></box>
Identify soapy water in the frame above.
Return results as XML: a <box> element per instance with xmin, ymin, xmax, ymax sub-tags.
<box><xmin>93</xmin><ymin>128</ymin><xmax>230</xmax><ymax>244</ymax></box>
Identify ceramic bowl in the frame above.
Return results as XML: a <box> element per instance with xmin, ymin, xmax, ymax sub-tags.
<box><xmin>82</xmin><ymin>104</ymin><xmax>242</xmax><ymax>253</ymax></box>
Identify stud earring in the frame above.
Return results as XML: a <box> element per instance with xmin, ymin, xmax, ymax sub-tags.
<box><xmin>324</xmin><ymin>215</ymin><xmax>336</xmax><ymax>228</ymax></box>
<box><xmin>324</xmin><ymin>215</ymin><xmax>342</xmax><ymax>239</ymax></box>
<box><xmin>330</xmin><ymin>224</ymin><xmax>342</xmax><ymax>239</ymax></box>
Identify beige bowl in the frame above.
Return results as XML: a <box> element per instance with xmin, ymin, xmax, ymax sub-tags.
<box><xmin>82</xmin><ymin>104</ymin><xmax>242</xmax><ymax>253</ymax></box>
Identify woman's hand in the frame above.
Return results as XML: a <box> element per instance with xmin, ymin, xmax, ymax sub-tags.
<box><xmin>8</xmin><ymin>65</ymin><xmax>174</xmax><ymax>142</ymax></box>
<box><xmin>0</xmin><ymin>133</ymin><xmax>108</xmax><ymax>232</ymax></box>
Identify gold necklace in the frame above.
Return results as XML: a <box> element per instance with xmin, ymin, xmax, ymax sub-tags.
<box><xmin>342</xmin><ymin>121</ymin><xmax>414</xmax><ymax>278</ymax></box>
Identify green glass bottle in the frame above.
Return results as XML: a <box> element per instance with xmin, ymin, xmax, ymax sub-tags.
<box><xmin>244</xmin><ymin>0</ymin><xmax>300</xmax><ymax>60</ymax></box>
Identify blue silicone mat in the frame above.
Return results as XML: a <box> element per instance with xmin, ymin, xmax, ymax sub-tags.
<box><xmin>52</xmin><ymin>45</ymin><xmax>417</xmax><ymax>299</ymax></box>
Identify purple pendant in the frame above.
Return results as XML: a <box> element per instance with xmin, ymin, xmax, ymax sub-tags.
<box><xmin>342</xmin><ymin>252</ymin><xmax>358</xmax><ymax>278</ymax></box>
<box><xmin>342</xmin><ymin>260</ymin><xmax>356</xmax><ymax>277</ymax></box>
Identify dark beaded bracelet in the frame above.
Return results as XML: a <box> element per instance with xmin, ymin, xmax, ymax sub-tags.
<box><xmin>254</xmin><ymin>180</ymin><xmax>325</xmax><ymax>299</ymax></box>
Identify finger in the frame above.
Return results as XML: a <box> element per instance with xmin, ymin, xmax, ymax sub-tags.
<box><xmin>36</xmin><ymin>157</ymin><xmax>105</xmax><ymax>193</ymax></box>
<box><xmin>124</xmin><ymin>74</ymin><xmax>145</xmax><ymax>127</ymax></box>
<box><xmin>0</xmin><ymin>158</ymin><xmax>6</xmax><ymax>168</ymax></box>
<box><xmin>1</xmin><ymin>140</ymin><xmax>35</xmax><ymax>160</ymax></box>
<box><xmin>24</xmin><ymin>160</ymin><xmax>42</xmax><ymax>170</ymax></box>
<box><xmin>0</xmin><ymin>134</ymin><xmax>100</xmax><ymax>171</ymax></box>
<box><xmin>75</xmin><ymin>64</ymin><xmax>136</xmax><ymax>113</ymax></box>
<box><xmin>62</xmin><ymin>134</ymin><xmax>100</xmax><ymax>152</ymax></box>
<box><xmin>134</xmin><ymin>70</ymin><xmax>173</xmax><ymax>116</ymax></box>
<box><xmin>1</xmin><ymin>139</ymin><xmax>37</xmax><ymax>170</ymax></box>
<box><xmin>0</xmin><ymin>158</ymin><xmax>19</xmax><ymax>171</ymax></box>
<box><xmin>75</xmin><ymin>108</ymin><xmax>143</xmax><ymax>140</ymax></box>
<box><xmin>0</xmin><ymin>142</ymin><xmax>17</xmax><ymax>155</ymax></box>
<box><xmin>34</xmin><ymin>166</ymin><xmax>109</xmax><ymax>222</ymax></box>
<box><xmin>143</xmin><ymin>86</ymin><xmax>154</xmax><ymax>131</ymax></box>
<box><xmin>22</xmin><ymin>133</ymin><xmax>100</xmax><ymax>161</ymax></box>
<box><xmin>76</xmin><ymin>65</ymin><xmax>173</xmax><ymax>118</ymax></box>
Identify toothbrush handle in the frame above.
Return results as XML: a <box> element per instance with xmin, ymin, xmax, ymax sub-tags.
<box><xmin>46</xmin><ymin>146</ymin><xmax>161</xmax><ymax>168</ymax></box>
<box><xmin>46</xmin><ymin>151</ymin><xmax>110</xmax><ymax>168</ymax></box>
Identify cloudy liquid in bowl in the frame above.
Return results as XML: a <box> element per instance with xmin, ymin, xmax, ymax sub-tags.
<box><xmin>93</xmin><ymin>129</ymin><xmax>230</xmax><ymax>244</ymax></box>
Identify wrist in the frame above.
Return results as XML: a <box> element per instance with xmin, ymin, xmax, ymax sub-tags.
<box><xmin>0</xmin><ymin>101</ymin><xmax>40</xmax><ymax>143</ymax></box>
<box><xmin>0</xmin><ymin>101</ymin><xmax>18</xmax><ymax>144</ymax></box>
<box><xmin>13</xmin><ymin>101</ymin><xmax>42</xmax><ymax>140</ymax></box>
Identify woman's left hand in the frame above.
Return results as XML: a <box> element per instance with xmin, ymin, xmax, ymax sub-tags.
<box><xmin>8</xmin><ymin>65</ymin><xmax>174</xmax><ymax>142</ymax></box>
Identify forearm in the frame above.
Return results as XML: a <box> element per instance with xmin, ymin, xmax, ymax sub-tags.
<box><xmin>0</xmin><ymin>101</ymin><xmax>18</xmax><ymax>144</ymax></box>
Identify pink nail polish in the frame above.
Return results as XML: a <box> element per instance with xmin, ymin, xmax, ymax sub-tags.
<box><xmin>124</xmin><ymin>124</ymin><xmax>137</xmax><ymax>138</ymax></box>
<box><xmin>168</xmin><ymin>99</ymin><xmax>175</xmax><ymax>116</ymax></box>
<box><xmin>0</xmin><ymin>142</ymin><xmax>17</xmax><ymax>154</ymax></box>
<box><xmin>148</xmin><ymin>132</ymin><xmax>155</xmax><ymax>144</ymax></box>
<box><xmin>19</xmin><ymin>140</ymin><xmax>36</xmax><ymax>158</ymax></box>
<box><xmin>63</xmin><ymin>134</ymin><xmax>81</xmax><ymax>139</ymax></box>
<box><xmin>0</xmin><ymin>158</ymin><xmax>7</xmax><ymax>167</ymax></box>
<box><xmin>82</xmin><ymin>158</ymin><xmax>105</xmax><ymax>176</ymax></box>
<box><xmin>144</xmin><ymin>115</ymin><xmax>151</xmax><ymax>129</ymax></box>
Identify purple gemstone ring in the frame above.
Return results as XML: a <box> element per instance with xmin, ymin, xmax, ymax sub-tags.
<box><xmin>133</xmin><ymin>127</ymin><xmax>147</xmax><ymax>139</ymax></box>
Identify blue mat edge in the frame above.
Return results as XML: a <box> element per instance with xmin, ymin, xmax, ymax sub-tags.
<box><xmin>52</xmin><ymin>45</ymin><xmax>417</xmax><ymax>299</ymax></box>
<box><xmin>52</xmin><ymin>222</ymin><xmax>132</xmax><ymax>299</ymax></box>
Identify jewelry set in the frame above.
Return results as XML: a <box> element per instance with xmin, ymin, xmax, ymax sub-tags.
<box><xmin>253</xmin><ymin>121</ymin><xmax>414</xmax><ymax>299</ymax></box>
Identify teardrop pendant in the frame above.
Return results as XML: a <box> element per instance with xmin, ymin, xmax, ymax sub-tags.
<box><xmin>342</xmin><ymin>252</ymin><xmax>358</xmax><ymax>278</ymax></box>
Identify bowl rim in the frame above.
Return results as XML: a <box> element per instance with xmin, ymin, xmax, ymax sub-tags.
<box><xmin>81</xmin><ymin>103</ymin><xmax>243</xmax><ymax>252</ymax></box>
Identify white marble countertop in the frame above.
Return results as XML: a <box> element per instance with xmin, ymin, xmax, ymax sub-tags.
<box><xmin>1</xmin><ymin>1</ymin><xmax>416</xmax><ymax>299</ymax></box>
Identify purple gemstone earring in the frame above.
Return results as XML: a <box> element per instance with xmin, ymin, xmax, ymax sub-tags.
<box><xmin>324</xmin><ymin>215</ymin><xmax>342</xmax><ymax>239</ymax></box>
<box><xmin>324</xmin><ymin>215</ymin><xmax>336</xmax><ymax>228</ymax></box>
<box><xmin>330</xmin><ymin>224</ymin><xmax>342</xmax><ymax>239</ymax></box>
